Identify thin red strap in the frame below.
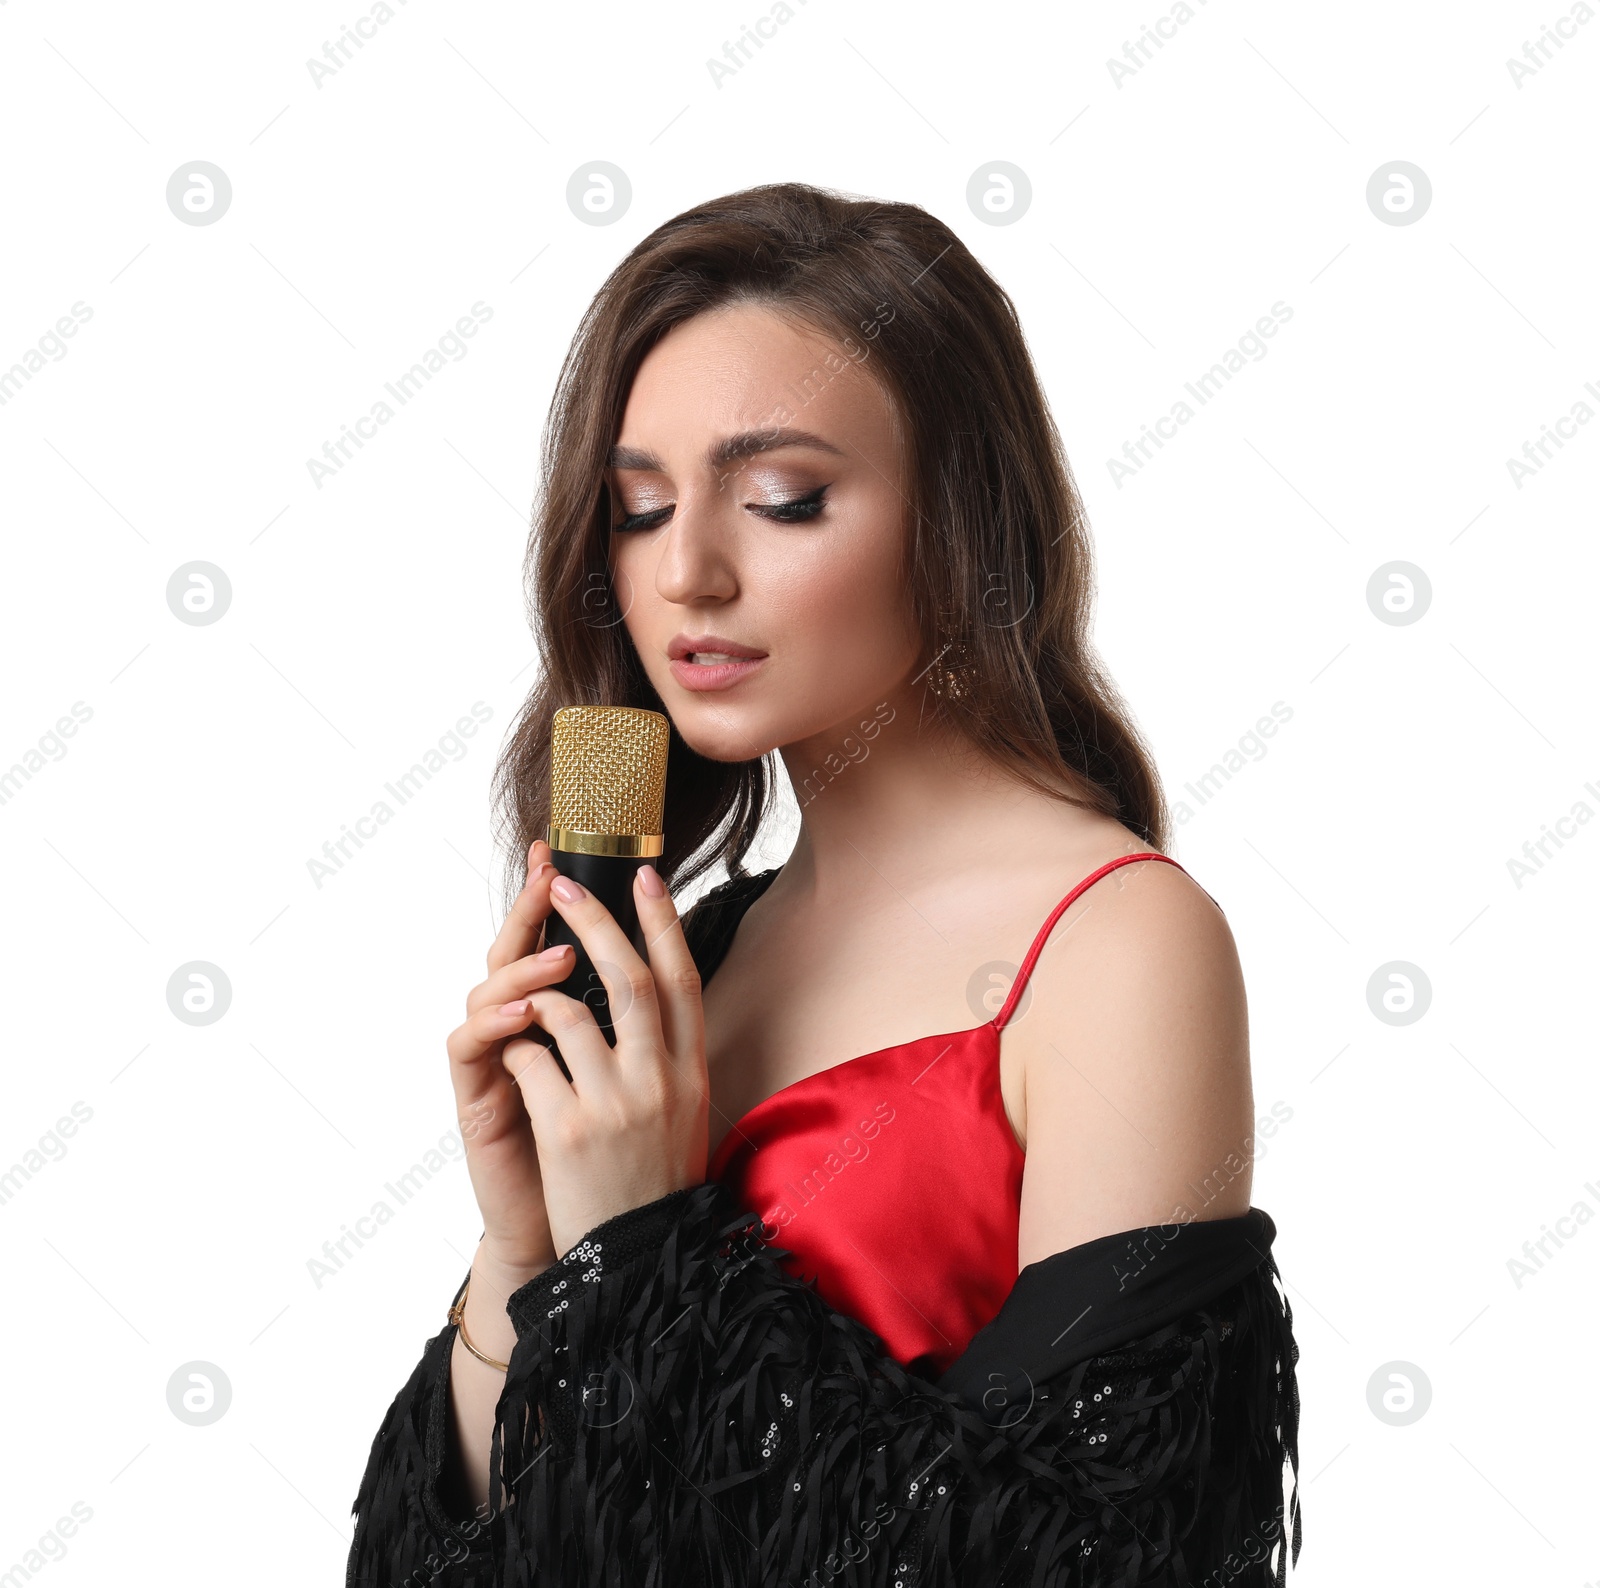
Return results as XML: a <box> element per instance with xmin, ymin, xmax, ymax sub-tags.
<box><xmin>993</xmin><ymin>853</ymin><xmax>1189</xmax><ymax>1029</ymax></box>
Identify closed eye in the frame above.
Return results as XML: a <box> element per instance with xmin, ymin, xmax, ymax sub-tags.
<box><xmin>613</xmin><ymin>504</ymin><xmax>673</xmax><ymax>533</ymax></box>
<box><xmin>611</xmin><ymin>485</ymin><xmax>829</xmax><ymax>532</ymax></box>
<box><xmin>751</xmin><ymin>484</ymin><xmax>828</xmax><ymax>523</ymax></box>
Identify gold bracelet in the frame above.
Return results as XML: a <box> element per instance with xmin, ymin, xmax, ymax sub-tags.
<box><xmin>448</xmin><ymin>1276</ymin><xmax>509</xmax><ymax>1372</ymax></box>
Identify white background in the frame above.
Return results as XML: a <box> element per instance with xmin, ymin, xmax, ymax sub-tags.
<box><xmin>2</xmin><ymin>1</ymin><xmax>1595</xmax><ymax>1582</ymax></box>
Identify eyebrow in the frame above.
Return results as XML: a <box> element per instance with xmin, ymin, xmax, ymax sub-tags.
<box><xmin>606</xmin><ymin>427</ymin><xmax>847</xmax><ymax>474</ymax></box>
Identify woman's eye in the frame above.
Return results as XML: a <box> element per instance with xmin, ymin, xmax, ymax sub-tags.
<box><xmin>750</xmin><ymin>485</ymin><xmax>828</xmax><ymax>522</ymax></box>
<box><xmin>613</xmin><ymin>505</ymin><xmax>673</xmax><ymax>533</ymax></box>
<box><xmin>611</xmin><ymin>485</ymin><xmax>828</xmax><ymax>531</ymax></box>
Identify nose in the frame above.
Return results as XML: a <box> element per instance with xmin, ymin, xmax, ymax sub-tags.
<box><xmin>651</xmin><ymin>489</ymin><xmax>739</xmax><ymax>609</ymax></box>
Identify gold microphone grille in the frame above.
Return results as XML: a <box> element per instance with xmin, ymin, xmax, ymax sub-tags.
<box><xmin>549</xmin><ymin>706</ymin><xmax>669</xmax><ymax>838</ymax></box>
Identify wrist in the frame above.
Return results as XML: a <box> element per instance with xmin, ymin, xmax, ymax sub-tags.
<box><xmin>452</xmin><ymin>1243</ymin><xmax>553</xmax><ymax>1367</ymax></box>
<box><xmin>474</xmin><ymin>1239</ymin><xmax>554</xmax><ymax>1295</ymax></box>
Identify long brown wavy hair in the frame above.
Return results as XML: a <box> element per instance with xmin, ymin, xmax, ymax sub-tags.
<box><xmin>489</xmin><ymin>181</ymin><xmax>1169</xmax><ymax>911</ymax></box>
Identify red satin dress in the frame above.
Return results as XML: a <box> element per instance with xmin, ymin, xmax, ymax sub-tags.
<box><xmin>707</xmin><ymin>851</ymin><xmax>1189</xmax><ymax>1380</ymax></box>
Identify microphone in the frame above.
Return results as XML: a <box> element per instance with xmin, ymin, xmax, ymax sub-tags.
<box><xmin>522</xmin><ymin>705</ymin><xmax>670</xmax><ymax>1082</ymax></box>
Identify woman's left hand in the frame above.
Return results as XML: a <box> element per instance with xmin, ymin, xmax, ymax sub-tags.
<box><xmin>501</xmin><ymin>862</ymin><xmax>709</xmax><ymax>1259</ymax></box>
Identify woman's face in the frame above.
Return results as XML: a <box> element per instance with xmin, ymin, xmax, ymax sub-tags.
<box><xmin>607</xmin><ymin>301</ymin><xmax>921</xmax><ymax>765</ymax></box>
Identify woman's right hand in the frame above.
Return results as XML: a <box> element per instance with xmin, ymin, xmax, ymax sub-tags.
<box><xmin>447</xmin><ymin>837</ymin><xmax>573</xmax><ymax>1280</ymax></box>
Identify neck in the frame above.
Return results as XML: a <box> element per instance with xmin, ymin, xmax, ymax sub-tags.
<box><xmin>774</xmin><ymin>681</ymin><xmax>1046</xmax><ymax>903</ymax></box>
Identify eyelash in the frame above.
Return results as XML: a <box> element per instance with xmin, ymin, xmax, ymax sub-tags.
<box><xmin>612</xmin><ymin>485</ymin><xmax>828</xmax><ymax>533</ymax></box>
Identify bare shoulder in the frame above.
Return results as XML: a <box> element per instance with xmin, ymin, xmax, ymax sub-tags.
<box><xmin>1009</xmin><ymin>851</ymin><xmax>1254</xmax><ymax>1267</ymax></box>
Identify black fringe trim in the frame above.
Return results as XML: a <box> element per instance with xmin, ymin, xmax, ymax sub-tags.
<box><xmin>481</xmin><ymin>1181</ymin><xmax>1301</xmax><ymax>1586</ymax></box>
<box><xmin>344</xmin><ymin>1305</ymin><xmax>500</xmax><ymax>1587</ymax></box>
<box><xmin>346</xmin><ymin>1182</ymin><xmax>1301</xmax><ymax>1585</ymax></box>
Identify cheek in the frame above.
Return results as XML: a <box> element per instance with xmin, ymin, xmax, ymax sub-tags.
<box><xmin>755</xmin><ymin>531</ymin><xmax>917</xmax><ymax>682</ymax></box>
<box><xmin>608</xmin><ymin>543</ymin><xmax>653</xmax><ymax>639</ymax></box>
<box><xmin>791</xmin><ymin>557</ymin><xmax>894</xmax><ymax>643</ymax></box>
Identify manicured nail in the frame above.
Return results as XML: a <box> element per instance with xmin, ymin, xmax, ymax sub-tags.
<box><xmin>535</xmin><ymin>944</ymin><xmax>570</xmax><ymax>961</ymax></box>
<box><xmin>636</xmin><ymin>863</ymin><xmax>665</xmax><ymax>898</ymax></box>
<box><xmin>549</xmin><ymin>875</ymin><xmax>584</xmax><ymax>903</ymax></box>
<box><xmin>500</xmin><ymin>999</ymin><xmax>530</xmax><ymax>1017</ymax></box>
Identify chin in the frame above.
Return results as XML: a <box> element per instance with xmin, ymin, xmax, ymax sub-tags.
<box><xmin>665</xmin><ymin>701</ymin><xmax>780</xmax><ymax>764</ymax></box>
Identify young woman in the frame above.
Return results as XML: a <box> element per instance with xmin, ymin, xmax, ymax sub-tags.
<box><xmin>347</xmin><ymin>183</ymin><xmax>1301</xmax><ymax>1586</ymax></box>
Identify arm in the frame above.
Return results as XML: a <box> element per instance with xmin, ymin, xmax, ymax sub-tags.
<box><xmin>343</xmin><ymin>866</ymin><xmax>759</xmax><ymax>1583</ymax></box>
<box><xmin>1012</xmin><ymin>854</ymin><xmax>1254</xmax><ymax>1264</ymax></box>
<box><xmin>344</xmin><ymin>1280</ymin><xmax>498</xmax><ymax>1588</ymax></box>
<box><xmin>346</xmin><ymin>840</ymin><xmax>572</xmax><ymax>1584</ymax></box>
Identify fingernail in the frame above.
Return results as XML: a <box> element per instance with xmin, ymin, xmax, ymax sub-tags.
<box><xmin>535</xmin><ymin>944</ymin><xmax>570</xmax><ymax>961</ymax></box>
<box><xmin>549</xmin><ymin>875</ymin><xmax>584</xmax><ymax>903</ymax></box>
<box><xmin>636</xmin><ymin>863</ymin><xmax>665</xmax><ymax>898</ymax></box>
<box><xmin>500</xmin><ymin>999</ymin><xmax>530</xmax><ymax>1016</ymax></box>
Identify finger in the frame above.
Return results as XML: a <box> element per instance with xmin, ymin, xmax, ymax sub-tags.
<box><xmin>631</xmin><ymin>862</ymin><xmax>704</xmax><ymax>1074</ymax></box>
<box><xmin>518</xmin><ymin>986</ymin><xmax>612</xmax><ymax>1090</ymax></box>
<box><xmin>544</xmin><ymin>874</ymin><xmax>662</xmax><ymax>1052</ymax></box>
<box><xmin>466</xmin><ymin>943</ymin><xmax>574</xmax><ymax>1018</ymax></box>
<box><xmin>445</xmin><ymin>997</ymin><xmax>551</xmax><ymax>1117</ymax></box>
<box><xmin>486</xmin><ymin>840</ymin><xmax>556</xmax><ymax>975</ymax></box>
<box><xmin>499</xmin><ymin>1035</ymin><xmax>574</xmax><ymax>1141</ymax></box>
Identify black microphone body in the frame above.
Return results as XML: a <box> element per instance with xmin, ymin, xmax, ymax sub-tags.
<box><xmin>525</xmin><ymin>850</ymin><xmax>651</xmax><ymax>1081</ymax></box>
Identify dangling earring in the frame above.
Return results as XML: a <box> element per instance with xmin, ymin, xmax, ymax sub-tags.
<box><xmin>923</xmin><ymin>634</ymin><xmax>974</xmax><ymax>701</ymax></box>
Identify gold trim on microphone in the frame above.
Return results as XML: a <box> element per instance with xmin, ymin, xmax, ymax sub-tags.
<box><xmin>547</xmin><ymin>825</ymin><xmax>664</xmax><ymax>858</ymax></box>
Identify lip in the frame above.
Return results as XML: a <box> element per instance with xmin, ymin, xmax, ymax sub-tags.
<box><xmin>667</xmin><ymin>632</ymin><xmax>767</xmax><ymax>662</ymax></box>
<box><xmin>669</xmin><ymin>655</ymin><xmax>768</xmax><ymax>693</ymax></box>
